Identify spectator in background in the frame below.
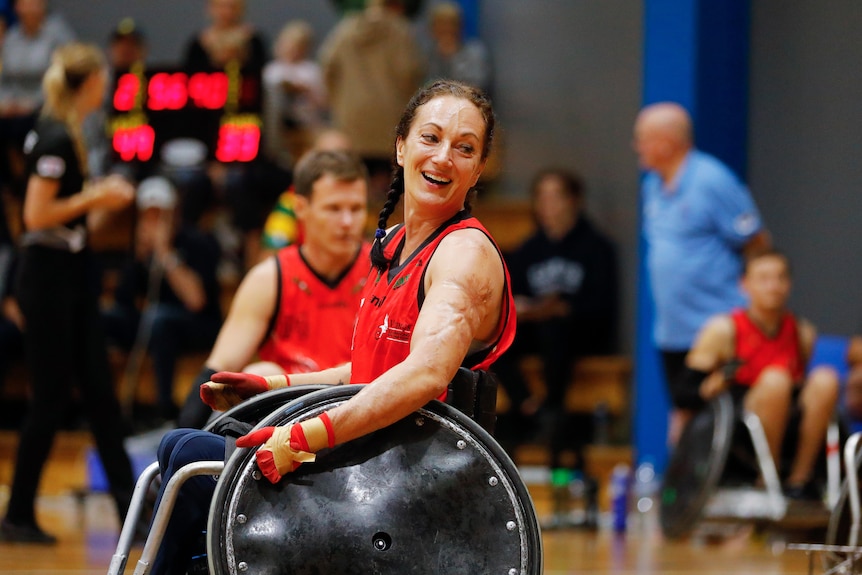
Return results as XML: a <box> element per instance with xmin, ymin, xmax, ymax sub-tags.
<box><xmin>102</xmin><ymin>176</ymin><xmax>221</xmax><ymax>423</ymax></box>
<box><xmin>84</xmin><ymin>17</ymin><xmax>147</xmax><ymax>180</ymax></box>
<box><xmin>633</xmin><ymin>102</ymin><xmax>771</xmax><ymax>444</ymax></box>
<box><xmin>425</xmin><ymin>1</ymin><xmax>492</xmax><ymax>94</ymax></box>
<box><xmin>262</xmin><ymin>20</ymin><xmax>327</xmax><ymax>171</ymax></box>
<box><xmin>2</xmin><ymin>43</ymin><xmax>135</xmax><ymax>544</ymax></box>
<box><xmin>184</xmin><ymin>0</ymin><xmax>266</xmax><ymax>73</ymax></box>
<box><xmin>184</xmin><ymin>0</ymin><xmax>273</xmax><ymax>271</ymax></box>
<box><xmin>0</xmin><ymin>0</ymin><xmax>74</xmax><ymax>195</ymax></box>
<box><xmin>328</xmin><ymin>0</ymin><xmax>423</xmax><ymax>18</ymax></box>
<box><xmin>494</xmin><ymin>168</ymin><xmax>617</xmax><ymax>506</ymax></box>
<box><xmin>320</xmin><ymin>0</ymin><xmax>424</xmax><ymax>199</ymax></box>
<box><xmin>259</xmin><ymin>127</ymin><xmax>352</xmax><ymax>260</ymax></box>
<box><xmin>177</xmin><ymin>149</ymin><xmax>369</xmax><ymax>440</ymax></box>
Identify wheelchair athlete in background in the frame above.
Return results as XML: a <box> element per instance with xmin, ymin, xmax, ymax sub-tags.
<box><xmin>677</xmin><ymin>249</ymin><xmax>839</xmax><ymax>499</ymax></box>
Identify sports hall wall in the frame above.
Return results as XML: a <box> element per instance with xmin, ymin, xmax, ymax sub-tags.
<box><xmin>50</xmin><ymin>0</ymin><xmax>862</xmax><ymax>347</ymax></box>
<box><xmin>748</xmin><ymin>1</ymin><xmax>862</xmax><ymax>337</ymax></box>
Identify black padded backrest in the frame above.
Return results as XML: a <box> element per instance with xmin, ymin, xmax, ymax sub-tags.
<box><xmin>446</xmin><ymin>367</ymin><xmax>499</xmax><ymax>434</ymax></box>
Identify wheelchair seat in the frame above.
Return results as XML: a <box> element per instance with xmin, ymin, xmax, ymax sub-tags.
<box><xmin>660</xmin><ymin>392</ymin><xmax>837</xmax><ymax>539</ymax></box>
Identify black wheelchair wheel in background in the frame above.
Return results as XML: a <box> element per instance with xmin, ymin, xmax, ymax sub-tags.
<box><xmin>207</xmin><ymin>385</ymin><xmax>543</xmax><ymax>575</ymax></box>
<box><xmin>824</xmin><ymin>441</ymin><xmax>862</xmax><ymax>571</ymax></box>
<box><xmin>660</xmin><ymin>393</ymin><xmax>735</xmax><ymax>539</ymax></box>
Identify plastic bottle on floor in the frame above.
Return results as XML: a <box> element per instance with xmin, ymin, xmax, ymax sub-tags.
<box><xmin>610</xmin><ymin>463</ymin><xmax>631</xmax><ymax>533</ymax></box>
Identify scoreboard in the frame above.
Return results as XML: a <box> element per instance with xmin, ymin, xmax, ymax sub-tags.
<box><xmin>107</xmin><ymin>59</ymin><xmax>262</xmax><ymax>164</ymax></box>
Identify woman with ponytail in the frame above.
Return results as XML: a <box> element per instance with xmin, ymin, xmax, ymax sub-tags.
<box><xmin>0</xmin><ymin>43</ymin><xmax>136</xmax><ymax>544</ymax></box>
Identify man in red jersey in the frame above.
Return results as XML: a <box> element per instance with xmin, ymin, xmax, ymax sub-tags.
<box><xmin>177</xmin><ymin>149</ymin><xmax>370</xmax><ymax>429</ymax></box>
<box><xmin>680</xmin><ymin>249</ymin><xmax>838</xmax><ymax>499</ymax></box>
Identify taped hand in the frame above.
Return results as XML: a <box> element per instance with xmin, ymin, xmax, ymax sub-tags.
<box><xmin>200</xmin><ymin>371</ymin><xmax>290</xmax><ymax>411</ymax></box>
<box><xmin>235</xmin><ymin>412</ymin><xmax>335</xmax><ymax>483</ymax></box>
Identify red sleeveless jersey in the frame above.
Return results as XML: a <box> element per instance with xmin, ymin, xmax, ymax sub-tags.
<box><xmin>257</xmin><ymin>243</ymin><xmax>370</xmax><ymax>373</ymax></box>
<box><xmin>350</xmin><ymin>212</ymin><xmax>516</xmax><ymax>387</ymax></box>
<box><xmin>731</xmin><ymin>308</ymin><xmax>804</xmax><ymax>387</ymax></box>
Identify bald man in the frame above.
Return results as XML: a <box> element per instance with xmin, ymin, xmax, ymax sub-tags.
<box><xmin>633</xmin><ymin>102</ymin><xmax>770</xmax><ymax>442</ymax></box>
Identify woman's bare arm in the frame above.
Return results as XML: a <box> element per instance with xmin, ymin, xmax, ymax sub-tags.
<box><xmin>326</xmin><ymin>228</ymin><xmax>504</xmax><ymax>444</ymax></box>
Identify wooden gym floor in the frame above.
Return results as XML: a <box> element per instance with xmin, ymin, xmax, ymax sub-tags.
<box><xmin>0</xmin><ymin>431</ymin><xmax>820</xmax><ymax>575</ymax></box>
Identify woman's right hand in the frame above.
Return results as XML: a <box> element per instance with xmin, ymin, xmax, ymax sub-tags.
<box><xmin>90</xmin><ymin>175</ymin><xmax>135</xmax><ymax>211</ymax></box>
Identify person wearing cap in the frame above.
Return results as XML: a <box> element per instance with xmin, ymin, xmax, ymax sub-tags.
<box><xmin>84</xmin><ymin>17</ymin><xmax>146</xmax><ymax>179</ymax></box>
<box><xmin>102</xmin><ymin>175</ymin><xmax>221</xmax><ymax>424</ymax></box>
<box><xmin>108</xmin><ymin>17</ymin><xmax>145</xmax><ymax>72</ymax></box>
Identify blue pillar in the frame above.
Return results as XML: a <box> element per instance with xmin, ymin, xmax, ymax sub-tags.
<box><xmin>456</xmin><ymin>0</ymin><xmax>480</xmax><ymax>39</ymax></box>
<box><xmin>635</xmin><ymin>0</ymin><xmax>750</xmax><ymax>472</ymax></box>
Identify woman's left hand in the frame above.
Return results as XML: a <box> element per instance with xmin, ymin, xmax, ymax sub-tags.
<box><xmin>235</xmin><ymin>414</ymin><xmax>335</xmax><ymax>483</ymax></box>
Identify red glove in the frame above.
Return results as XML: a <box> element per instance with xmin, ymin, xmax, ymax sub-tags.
<box><xmin>200</xmin><ymin>371</ymin><xmax>290</xmax><ymax>411</ymax></box>
<box><xmin>236</xmin><ymin>412</ymin><xmax>335</xmax><ymax>483</ymax></box>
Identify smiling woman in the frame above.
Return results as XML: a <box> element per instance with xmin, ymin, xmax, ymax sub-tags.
<box><xmin>142</xmin><ymin>80</ymin><xmax>517</xmax><ymax>574</ymax></box>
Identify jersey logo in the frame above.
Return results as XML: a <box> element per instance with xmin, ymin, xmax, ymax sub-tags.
<box><xmin>374</xmin><ymin>314</ymin><xmax>412</xmax><ymax>343</ymax></box>
<box><xmin>292</xmin><ymin>277</ymin><xmax>311</xmax><ymax>295</ymax></box>
<box><xmin>352</xmin><ymin>276</ymin><xmax>367</xmax><ymax>294</ymax></box>
<box><xmin>36</xmin><ymin>155</ymin><xmax>66</xmax><ymax>179</ymax></box>
<box><xmin>393</xmin><ymin>274</ymin><xmax>411</xmax><ymax>289</ymax></box>
<box><xmin>23</xmin><ymin>130</ymin><xmax>38</xmax><ymax>154</ymax></box>
<box><xmin>733</xmin><ymin>213</ymin><xmax>759</xmax><ymax>236</ymax></box>
<box><xmin>376</xmin><ymin>314</ymin><xmax>389</xmax><ymax>338</ymax></box>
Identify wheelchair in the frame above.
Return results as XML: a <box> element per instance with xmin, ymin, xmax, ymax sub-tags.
<box><xmin>786</xmin><ymin>431</ymin><xmax>862</xmax><ymax>574</ymax></box>
<box><xmin>108</xmin><ymin>373</ymin><xmax>543</xmax><ymax>575</ymax></box>
<box><xmin>660</xmin><ymin>391</ymin><xmax>841</xmax><ymax>540</ymax></box>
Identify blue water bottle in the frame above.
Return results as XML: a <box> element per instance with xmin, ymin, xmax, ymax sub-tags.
<box><xmin>610</xmin><ymin>463</ymin><xmax>631</xmax><ymax>533</ymax></box>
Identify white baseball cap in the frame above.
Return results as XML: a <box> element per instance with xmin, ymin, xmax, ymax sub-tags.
<box><xmin>137</xmin><ymin>176</ymin><xmax>178</xmax><ymax>211</ymax></box>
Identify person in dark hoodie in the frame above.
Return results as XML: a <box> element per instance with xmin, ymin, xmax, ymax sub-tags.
<box><xmin>495</xmin><ymin>168</ymin><xmax>618</xmax><ymax>489</ymax></box>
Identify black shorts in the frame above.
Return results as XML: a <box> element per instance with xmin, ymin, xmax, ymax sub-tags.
<box><xmin>661</xmin><ymin>349</ymin><xmax>705</xmax><ymax>410</ymax></box>
<box><xmin>728</xmin><ymin>382</ymin><xmax>803</xmax><ymax>407</ymax></box>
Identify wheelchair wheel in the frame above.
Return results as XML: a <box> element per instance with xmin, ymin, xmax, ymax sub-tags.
<box><xmin>660</xmin><ymin>393</ymin><xmax>735</xmax><ymax>539</ymax></box>
<box><xmin>207</xmin><ymin>385</ymin><xmax>543</xmax><ymax>575</ymax></box>
<box><xmin>824</xmin><ymin>444</ymin><xmax>862</xmax><ymax>571</ymax></box>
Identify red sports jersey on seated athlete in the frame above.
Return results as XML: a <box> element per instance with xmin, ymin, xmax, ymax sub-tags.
<box><xmin>731</xmin><ymin>308</ymin><xmax>804</xmax><ymax>387</ymax></box>
<box><xmin>257</xmin><ymin>243</ymin><xmax>370</xmax><ymax>373</ymax></box>
<box><xmin>350</xmin><ymin>211</ymin><xmax>516</xmax><ymax>388</ymax></box>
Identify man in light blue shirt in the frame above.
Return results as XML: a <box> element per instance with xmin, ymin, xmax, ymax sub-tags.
<box><xmin>634</xmin><ymin>102</ymin><xmax>770</xmax><ymax>441</ymax></box>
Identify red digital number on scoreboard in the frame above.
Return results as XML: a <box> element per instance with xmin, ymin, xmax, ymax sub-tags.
<box><xmin>188</xmin><ymin>72</ymin><xmax>229</xmax><ymax>110</ymax></box>
<box><xmin>112</xmin><ymin>125</ymin><xmax>155</xmax><ymax>162</ymax></box>
<box><xmin>147</xmin><ymin>72</ymin><xmax>189</xmax><ymax>111</ymax></box>
<box><xmin>215</xmin><ymin>123</ymin><xmax>260</xmax><ymax>162</ymax></box>
<box><xmin>113</xmin><ymin>73</ymin><xmax>140</xmax><ymax>112</ymax></box>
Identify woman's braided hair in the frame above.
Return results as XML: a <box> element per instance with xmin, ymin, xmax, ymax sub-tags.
<box><xmin>370</xmin><ymin>80</ymin><xmax>496</xmax><ymax>271</ymax></box>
